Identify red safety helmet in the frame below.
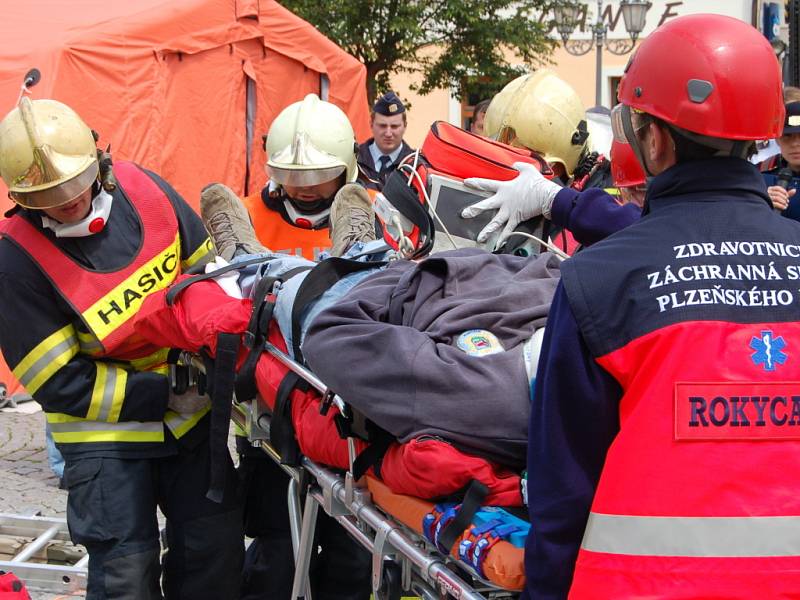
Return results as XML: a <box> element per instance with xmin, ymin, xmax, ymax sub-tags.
<box><xmin>616</xmin><ymin>14</ymin><xmax>784</xmax><ymax>142</ymax></box>
<box><xmin>610</xmin><ymin>139</ymin><xmax>645</xmax><ymax>188</ymax></box>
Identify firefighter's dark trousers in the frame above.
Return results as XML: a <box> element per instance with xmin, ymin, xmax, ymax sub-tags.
<box><xmin>63</xmin><ymin>437</ymin><xmax>243</xmax><ymax>600</ymax></box>
<box><xmin>237</xmin><ymin>438</ymin><xmax>371</xmax><ymax>600</ymax></box>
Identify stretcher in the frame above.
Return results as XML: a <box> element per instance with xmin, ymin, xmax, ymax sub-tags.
<box><xmin>225</xmin><ymin>338</ymin><xmax>527</xmax><ymax>599</ymax></box>
<box><xmin>140</xmin><ymin>122</ymin><xmax>567</xmax><ymax>598</ymax></box>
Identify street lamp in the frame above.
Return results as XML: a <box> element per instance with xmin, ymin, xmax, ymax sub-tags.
<box><xmin>552</xmin><ymin>0</ymin><xmax>651</xmax><ymax>108</ymax></box>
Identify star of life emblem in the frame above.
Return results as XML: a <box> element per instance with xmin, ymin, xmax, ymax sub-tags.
<box><xmin>749</xmin><ymin>330</ymin><xmax>788</xmax><ymax>372</ymax></box>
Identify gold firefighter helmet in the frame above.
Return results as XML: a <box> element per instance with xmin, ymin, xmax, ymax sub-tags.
<box><xmin>484</xmin><ymin>69</ymin><xmax>589</xmax><ymax>176</ymax></box>
<box><xmin>265</xmin><ymin>94</ymin><xmax>358</xmax><ymax>187</ymax></box>
<box><xmin>0</xmin><ymin>97</ymin><xmax>99</xmax><ymax>210</ymax></box>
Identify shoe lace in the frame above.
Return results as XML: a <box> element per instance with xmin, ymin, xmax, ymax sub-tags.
<box><xmin>207</xmin><ymin>211</ymin><xmax>238</xmax><ymax>249</ymax></box>
<box><xmin>338</xmin><ymin>208</ymin><xmax>373</xmax><ymax>244</ymax></box>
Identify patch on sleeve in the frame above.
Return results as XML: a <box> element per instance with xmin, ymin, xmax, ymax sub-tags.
<box><xmin>456</xmin><ymin>329</ymin><xmax>504</xmax><ymax>357</ymax></box>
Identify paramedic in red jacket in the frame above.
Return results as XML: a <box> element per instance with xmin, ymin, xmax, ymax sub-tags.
<box><xmin>525</xmin><ymin>15</ymin><xmax>800</xmax><ymax>599</ymax></box>
<box><xmin>0</xmin><ymin>96</ymin><xmax>242</xmax><ymax>599</ymax></box>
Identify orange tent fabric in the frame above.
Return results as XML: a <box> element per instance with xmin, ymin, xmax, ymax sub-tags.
<box><xmin>0</xmin><ymin>0</ymin><xmax>370</xmax><ymax>215</ymax></box>
<box><xmin>0</xmin><ymin>361</ymin><xmax>21</xmax><ymax>396</ymax></box>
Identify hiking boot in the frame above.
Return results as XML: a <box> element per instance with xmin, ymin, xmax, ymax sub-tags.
<box><xmin>200</xmin><ymin>183</ymin><xmax>267</xmax><ymax>261</ymax></box>
<box><xmin>329</xmin><ymin>183</ymin><xmax>376</xmax><ymax>257</ymax></box>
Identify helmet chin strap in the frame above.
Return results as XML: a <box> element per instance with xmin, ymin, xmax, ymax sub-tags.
<box><xmin>281</xmin><ymin>196</ymin><xmax>331</xmax><ymax>229</ymax></box>
<box><xmin>41</xmin><ymin>189</ymin><xmax>113</xmax><ymax>238</ymax></box>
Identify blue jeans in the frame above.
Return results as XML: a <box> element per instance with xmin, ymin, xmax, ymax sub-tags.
<box><xmin>234</xmin><ymin>241</ymin><xmax>389</xmax><ymax>359</ymax></box>
<box><xmin>45</xmin><ymin>421</ymin><xmax>65</xmax><ymax>479</ymax></box>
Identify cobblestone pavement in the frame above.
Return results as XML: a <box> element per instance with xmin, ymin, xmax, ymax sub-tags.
<box><xmin>0</xmin><ymin>404</ymin><xmax>241</xmax><ymax>600</ymax></box>
<box><xmin>0</xmin><ymin>405</ymin><xmax>79</xmax><ymax>599</ymax></box>
<box><xmin>0</xmin><ymin>408</ymin><xmax>65</xmax><ymax>516</ymax></box>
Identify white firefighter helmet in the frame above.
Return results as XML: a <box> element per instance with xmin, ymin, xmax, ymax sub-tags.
<box><xmin>265</xmin><ymin>94</ymin><xmax>358</xmax><ymax>187</ymax></box>
<box><xmin>0</xmin><ymin>97</ymin><xmax>99</xmax><ymax>210</ymax></box>
<box><xmin>484</xmin><ymin>69</ymin><xmax>589</xmax><ymax>176</ymax></box>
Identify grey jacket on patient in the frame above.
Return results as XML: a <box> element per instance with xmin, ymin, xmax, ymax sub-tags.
<box><xmin>303</xmin><ymin>248</ymin><xmax>560</xmax><ymax>468</ymax></box>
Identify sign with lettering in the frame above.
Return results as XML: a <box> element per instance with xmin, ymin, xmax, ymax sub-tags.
<box><xmin>675</xmin><ymin>382</ymin><xmax>800</xmax><ymax>441</ymax></box>
<box><xmin>540</xmin><ymin>1</ymin><xmax>752</xmax><ymax>40</ymax></box>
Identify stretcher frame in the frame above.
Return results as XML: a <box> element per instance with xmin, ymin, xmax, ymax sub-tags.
<box><xmin>215</xmin><ymin>341</ymin><xmax>522</xmax><ymax>600</ymax></box>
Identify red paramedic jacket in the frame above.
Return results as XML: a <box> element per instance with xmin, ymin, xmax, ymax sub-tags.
<box><xmin>552</xmin><ymin>158</ymin><xmax>800</xmax><ymax>598</ymax></box>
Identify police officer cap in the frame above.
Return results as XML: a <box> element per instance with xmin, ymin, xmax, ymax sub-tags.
<box><xmin>373</xmin><ymin>91</ymin><xmax>406</xmax><ymax>116</ymax></box>
<box><xmin>784</xmin><ymin>101</ymin><xmax>800</xmax><ymax>135</ymax></box>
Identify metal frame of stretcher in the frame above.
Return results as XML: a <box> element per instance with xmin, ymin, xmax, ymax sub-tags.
<box><xmin>217</xmin><ymin>341</ymin><xmax>522</xmax><ymax>600</ymax></box>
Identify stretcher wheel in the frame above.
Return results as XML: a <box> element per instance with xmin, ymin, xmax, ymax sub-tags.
<box><xmin>379</xmin><ymin>561</ymin><xmax>402</xmax><ymax>600</ymax></box>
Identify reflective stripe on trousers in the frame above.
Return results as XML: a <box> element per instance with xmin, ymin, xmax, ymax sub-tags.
<box><xmin>582</xmin><ymin>512</ymin><xmax>800</xmax><ymax>557</ymax></box>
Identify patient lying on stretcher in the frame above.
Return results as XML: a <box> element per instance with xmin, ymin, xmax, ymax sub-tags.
<box><xmin>133</xmin><ymin>188</ymin><xmax>560</xmax><ymax>506</ymax></box>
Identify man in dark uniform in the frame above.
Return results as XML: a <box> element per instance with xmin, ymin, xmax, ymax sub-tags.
<box><xmin>0</xmin><ymin>96</ymin><xmax>242</xmax><ymax>599</ymax></box>
<box><xmin>524</xmin><ymin>15</ymin><xmax>800</xmax><ymax>599</ymax></box>
<box><xmin>356</xmin><ymin>91</ymin><xmax>415</xmax><ymax>190</ymax></box>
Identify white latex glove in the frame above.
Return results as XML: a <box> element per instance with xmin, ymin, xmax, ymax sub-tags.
<box><xmin>167</xmin><ymin>390</ymin><xmax>210</xmax><ymax>415</ymax></box>
<box><xmin>461</xmin><ymin>162</ymin><xmax>562</xmax><ymax>245</ymax></box>
<box><xmin>204</xmin><ymin>255</ymin><xmax>243</xmax><ymax>299</ymax></box>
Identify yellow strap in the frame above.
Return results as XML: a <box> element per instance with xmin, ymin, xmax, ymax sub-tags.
<box><xmin>181</xmin><ymin>237</ymin><xmax>214</xmax><ymax>271</ymax></box>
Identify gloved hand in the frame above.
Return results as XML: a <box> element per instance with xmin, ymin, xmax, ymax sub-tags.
<box><xmin>167</xmin><ymin>390</ymin><xmax>210</xmax><ymax>415</ymax></box>
<box><xmin>461</xmin><ymin>162</ymin><xmax>563</xmax><ymax>246</ymax></box>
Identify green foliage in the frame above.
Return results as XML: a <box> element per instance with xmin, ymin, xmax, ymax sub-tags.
<box><xmin>280</xmin><ymin>0</ymin><xmax>556</xmax><ymax>103</ymax></box>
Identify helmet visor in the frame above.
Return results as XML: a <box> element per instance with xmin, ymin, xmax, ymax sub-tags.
<box><xmin>610</xmin><ymin>103</ymin><xmax>653</xmax><ymax>179</ymax></box>
<box><xmin>11</xmin><ymin>160</ymin><xmax>99</xmax><ymax>210</ymax></box>
<box><xmin>266</xmin><ymin>164</ymin><xmax>345</xmax><ymax>188</ymax></box>
<box><xmin>611</xmin><ymin>104</ymin><xmax>652</xmax><ymax>145</ymax></box>
<box><xmin>610</xmin><ymin>103</ymin><xmax>631</xmax><ymax>144</ymax></box>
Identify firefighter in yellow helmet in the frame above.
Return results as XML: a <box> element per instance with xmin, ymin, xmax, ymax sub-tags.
<box><xmin>0</xmin><ymin>94</ymin><xmax>243</xmax><ymax>599</ymax></box>
<box><xmin>201</xmin><ymin>93</ymin><xmax>375</xmax><ymax>262</ymax></box>
<box><xmin>199</xmin><ymin>93</ymin><xmax>374</xmax><ymax>600</ymax></box>
<box><xmin>462</xmin><ymin>70</ymin><xmax>618</xmax><ymax>248</ymax></box>
<box><xmin>483</xmin><ymin>69</ymin><xmax>591</xmax><ymax>180</ymax></box>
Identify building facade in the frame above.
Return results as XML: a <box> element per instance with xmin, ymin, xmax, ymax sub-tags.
<box><xmin>388</xmin><ymin>1</ymin><xmax>776</xmax><ymax>147</ymax></box>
